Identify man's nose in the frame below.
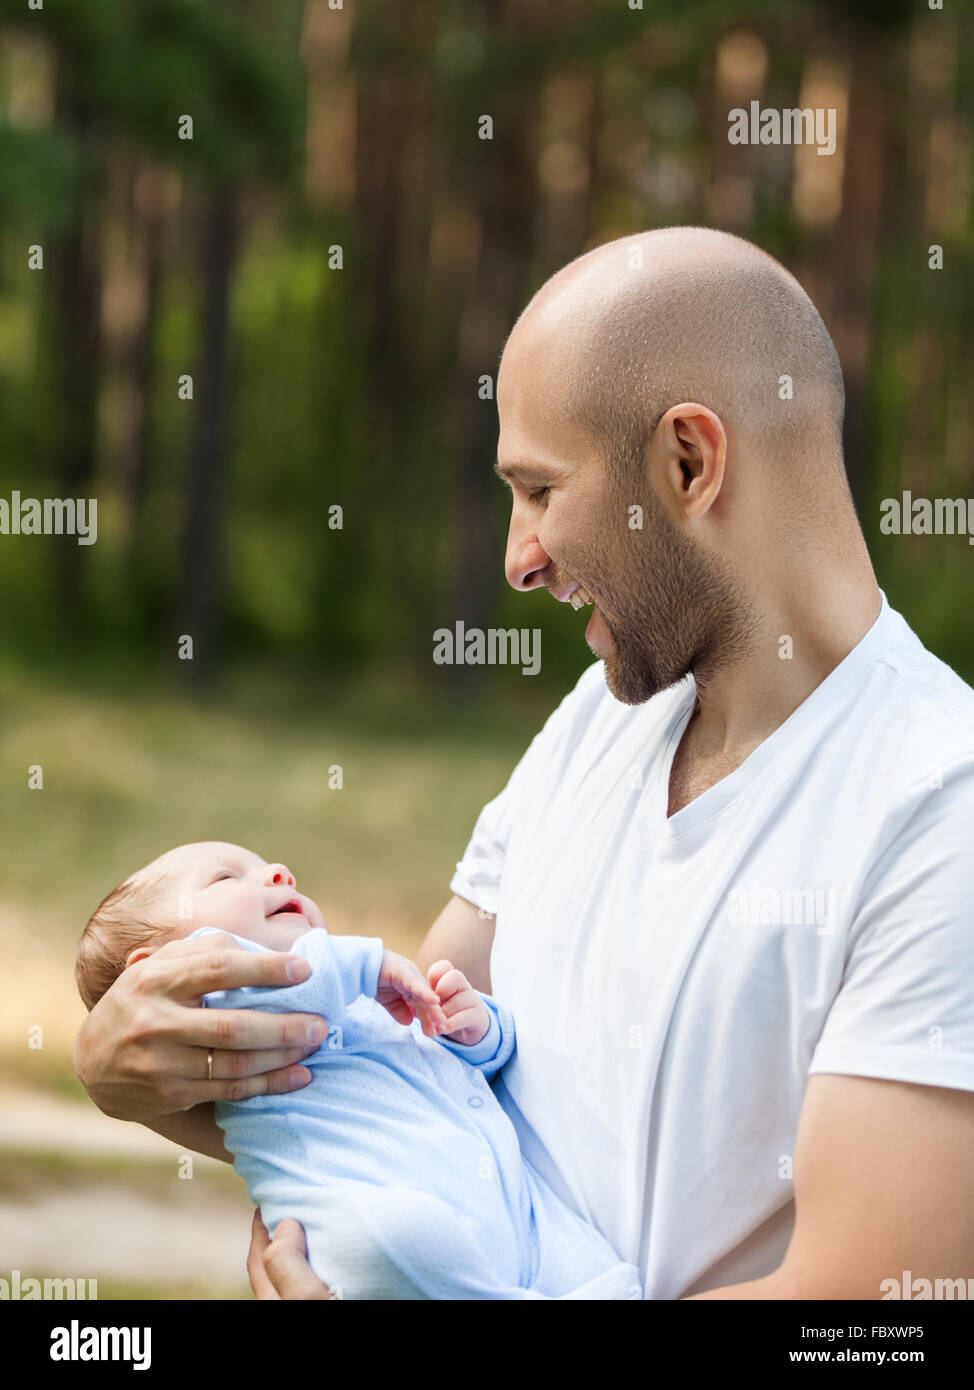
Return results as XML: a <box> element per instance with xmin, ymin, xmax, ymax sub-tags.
<box><xmin>504</xmin><ymin>509</ymin><xmax>551</xmax><ymax>592</ymax></box>
<box><xmin>262</xmin><ymin>863</ymin><xmax>295</xmax><ymax>888</ymax></box>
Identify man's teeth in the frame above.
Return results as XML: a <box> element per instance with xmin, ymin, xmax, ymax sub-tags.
<box><xmin>569</xmin><ymin>585</ymin><xmax>594</xmax><ymax>610</ymax></box>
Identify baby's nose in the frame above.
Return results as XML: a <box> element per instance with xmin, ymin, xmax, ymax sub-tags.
<box><xmin>263</xmin><ymin>862</ymin><xmax>296</xmax><ymax>888</ymax></box>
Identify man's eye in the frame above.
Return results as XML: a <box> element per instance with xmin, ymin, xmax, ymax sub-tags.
<box><xmin>528</xmin><ymin>487</ymin><xmax>549</xmax><ymax>504</ymax></box>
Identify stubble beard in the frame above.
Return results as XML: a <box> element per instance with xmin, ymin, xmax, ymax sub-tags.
<box><xmin>584</xmin><ymin>483</ymin><xmax>756</xmax><ymax>706</ymax></box>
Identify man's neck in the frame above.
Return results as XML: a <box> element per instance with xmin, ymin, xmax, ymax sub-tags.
<box><xmin>667</xmin><ymin>573</ymin><xmax>882</xmax><ymax>814</ymax></box>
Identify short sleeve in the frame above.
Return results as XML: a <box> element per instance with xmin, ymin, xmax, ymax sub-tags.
<box><xmin>449</xmin><ymin>660</ymin><xmax>606</xmax><ymax>914</ymax></box>
<box><xmin>449</xmin><ymin>782</ymin><xmax>515</xmax><ymax>917</ymax></box>
<box><xmin>809</xmin><ymin>759</ymin><xmax>974</xmax><ymax>1093</ymax></box>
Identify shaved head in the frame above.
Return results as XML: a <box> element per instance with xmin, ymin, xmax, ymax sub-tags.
<box><xmin>517</xmin><ymin>226</ymin><xmax>846</xmax><ymax>483</ymax></box>
<box><xmin>498</xmin><ymin>227</ymin><xmax>863</xmax><ymax>706</ymax></box>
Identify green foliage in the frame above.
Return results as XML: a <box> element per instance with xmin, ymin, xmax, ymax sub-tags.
<box><xmin>0</xmin><ymin>0</ymin><xmax>969</xmax><ymax>687</ymax></box>
<box><xmin>0</xmin><ymin>0</ymin><xmax>305</xmax><ymax>184</ymax></box>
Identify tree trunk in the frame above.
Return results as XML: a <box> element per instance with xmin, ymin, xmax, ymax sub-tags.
<box><xmin>180</xmin><ymin>186</ymin><xmax>239</xmax><ymax>687</ymax></box>
<box><xmin>833</xmin><ymin>22</ymin><xmax>894</xmax><ymax>514</ymax></box>
<box><xmin>47</xmin><ymin>50</ymin><xmax>102</xmax><ymax>638</ymax></box>
<box><xmin>127</xmin><ymin>199</ymin><xmax>165</xmax><ymax>576</ymax></box>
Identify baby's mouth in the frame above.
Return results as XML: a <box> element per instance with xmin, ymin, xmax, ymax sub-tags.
<box><xmin>268</xmin><ymin>898</ymin><xmax>304</xmax><ymax>918</ymax></box>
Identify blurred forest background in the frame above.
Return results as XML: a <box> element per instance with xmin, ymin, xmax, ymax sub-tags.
<box><xmin>0</xmin><ymin>0</ymin><xmax>971</xmax><ymax>1297</ymax></box>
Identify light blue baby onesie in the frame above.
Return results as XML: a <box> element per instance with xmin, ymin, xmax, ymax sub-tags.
<box><xmin>196</xmin><ymin>926</ymin><xmax>642</xmax><ymax>1300</ymax></box>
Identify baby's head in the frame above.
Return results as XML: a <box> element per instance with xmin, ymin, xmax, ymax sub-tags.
<box><xmin>76</xmin><ymin>841</ymin><xmax>324</xmax><ymax>1010</ymax></box>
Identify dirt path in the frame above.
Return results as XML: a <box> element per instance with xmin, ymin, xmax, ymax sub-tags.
<box><xmin>0</xmin><ymin>1086</ymin><xmax>254</xmax><ymax>1297</ymax></box>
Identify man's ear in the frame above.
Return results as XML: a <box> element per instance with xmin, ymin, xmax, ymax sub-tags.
<box><xmin>653</xmin><ymin>401</ymin><xmax>727</xmax><ymax>519</ymax></box>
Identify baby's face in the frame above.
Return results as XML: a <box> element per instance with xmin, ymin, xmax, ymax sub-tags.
<box><xmin>132</xmin><ymin>841</ymin><xmax>325</xmax><ymax>951</ymax></box>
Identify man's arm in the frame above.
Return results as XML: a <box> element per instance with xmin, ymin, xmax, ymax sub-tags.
<box><xmin>685</xmin><ymin>1074</ymin><xmax>974</xmax><ymax>1299</ymax></box>
<box><xmin>144</xmin><ymin>1106</ymin><xmax>231</xmax><ymax>1163</ymax></box>
<box><xmin>416</xmin><ymin>894</ymin><xmax>495</xmax><ymax>994</ymax></box>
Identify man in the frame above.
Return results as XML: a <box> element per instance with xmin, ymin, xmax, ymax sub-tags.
<box><xmin>75</xmin><ymin>228</ymin><xmax>974</xmax><ymax>1299</ymax></box>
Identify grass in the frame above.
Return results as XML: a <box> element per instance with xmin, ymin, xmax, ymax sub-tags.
<box><xmin>0</xmin><ymin>1147</ymin><xmax>242</xmax><ymax>1200</ymax></box>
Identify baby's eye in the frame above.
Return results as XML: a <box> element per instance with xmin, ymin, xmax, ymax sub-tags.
<box><xmin>211</xmin><ymin>872</ymin><xmax>233</xmax><ymax>883</ymax></box>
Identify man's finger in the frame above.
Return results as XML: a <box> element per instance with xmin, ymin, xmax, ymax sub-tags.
<box><xmin>247</xmin><ymin>1210</ymin><xmax>281</xmax><ymax>1300</ymax></box>
<box><xmin>140</xmin><ymin>942</ymin><xmax>312</xmax><ymax>1002</ymax></box>
<box><xmin>262</xmin><ymin>1219</ymin><xmax>333</xmax><ymax>1300</ymax></box>
<box><xmin>158</xmin><ymin>1005</ymin><xmax>329</xmax><ymax>1054</ymax></box>
<box><xmin>207</xmin><ymin>1046</ymin><xmax>317</xmax><ymax>1082</ymax></box>
<box><xmin>171</xmin><ymin>1064</ymin><xmax>314</xmax><ymax>1111</ymax></box>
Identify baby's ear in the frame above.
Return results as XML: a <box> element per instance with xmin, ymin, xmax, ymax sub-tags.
<box><xmin>125</xmin><ymin>945</ymin><xmax>155</xmax><ymax>970</ymax></box>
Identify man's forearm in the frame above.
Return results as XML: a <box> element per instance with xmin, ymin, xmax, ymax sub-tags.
<box><xmin>144</xmin><ymin>1103</ymin><xmax>232</xmax><ymax>1163</ymax></box>
<box><xmin>684</xmin><ymin>1270</ymin><xmax>793</xmax><ymax>1299</ymax></box>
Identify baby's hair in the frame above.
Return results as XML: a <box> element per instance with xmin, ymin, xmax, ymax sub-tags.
<box><xmin>75</xmin><ymin>873</ymin><xmax>171</xmax><ymax>1012</ymax></box>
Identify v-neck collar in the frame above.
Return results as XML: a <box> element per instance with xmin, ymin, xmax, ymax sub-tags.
<box><xmin>652</xmin><ymin>591</ymin><xmax>893</xmax><ymax>838</ymax></box>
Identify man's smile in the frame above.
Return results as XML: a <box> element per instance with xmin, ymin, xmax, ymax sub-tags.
<box><xmin>549</xmin><ymin>578</ymin><xmax>594</xmax><ymax>609</ymax></box>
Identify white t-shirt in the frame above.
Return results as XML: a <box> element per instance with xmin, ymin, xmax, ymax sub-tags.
<box><xmin>450</xmin><ymin>593</ymin><xmax>974</xmax><ymax>1298</ymax></box>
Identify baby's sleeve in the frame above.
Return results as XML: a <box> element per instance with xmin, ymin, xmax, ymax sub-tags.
<box><xmin>436</xmin><ymin>991</ymin><xmax>516</xmax><ymax>1081</ymax></box>
<box><xmin>193</xmin><ymin>927</ymin><xmax>384</xmax><ymax>1028</ymax></box>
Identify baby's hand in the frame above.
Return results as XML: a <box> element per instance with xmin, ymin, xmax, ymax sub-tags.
<box><xmin>426</xmin><ymin>960</ymin><xmax>489</xmax><ymax>1046</ymax></box>
<box><xmin>376</xmin><ymin>950</ymin><xmax>450</xmax><ymax>1039</ymax></box>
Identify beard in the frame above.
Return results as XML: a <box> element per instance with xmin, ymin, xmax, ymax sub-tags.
<box><xmin>575</xmin><ymin>486</ymin><xmax>755</xmax><ymax>706</ymax></box>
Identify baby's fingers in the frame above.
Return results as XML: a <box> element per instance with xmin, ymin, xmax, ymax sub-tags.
<box><xmin>411</xmin><ymin>996</ymin><xmax>450</xmax><ymax>1038</ymax></box>
<box><xmin>440</xmin><ymin>985</ymin><xmax>480</xmax><ymax>1023</ymax></box>
<box><xmin>440</xmin><ymin>1003</ymin><xmax>484</xmax><ymax>1037</ymax></box>
<box><xmin>432</xmin><ymin>966</ymin><xmax>470</xmax><ymax>1004</ymax></box>
<box><xmin>385</xmin><ymin>997</ymin><xmax>416</xmax><ymax>1028</ymax></box>
<box><xmin>399</xmin><ymin>969</ymin><xmax>447</xmax><ymax>1015</ymax></box>
<box><xmin>390</xmin><ymin>968</ymin><xmax>448</xmax><ymax>1033</ymax></box>
<box><xmin>426</xmin><ymin>959</ymin><xmax>456</xmax><ymax>993</ymax></box>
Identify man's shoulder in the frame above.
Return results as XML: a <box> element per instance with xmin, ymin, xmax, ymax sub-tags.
<box><xmin>870</xmin><ymin>607</ymin><xmax>974</xmax><ymax>789</ymax></box>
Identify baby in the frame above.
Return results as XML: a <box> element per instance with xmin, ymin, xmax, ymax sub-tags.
<box><xmin>76</xmin><ymin>841</ymin><xmax>642</xmax><ymax>1300</ymax></box>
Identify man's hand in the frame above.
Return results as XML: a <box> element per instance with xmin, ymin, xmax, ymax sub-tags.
<box><xmin>426</xmin><ymin>959</ymin><xmax>489</xmax><ymax>1046</ymax></box>
<box><xmin>248</xmin><ymin>1211</ymin><xmax>334</xmax><ymax>1300</ymax></box>
<box><xmin>73</xmin><ymin>933</ymin><xmax>326</xmax><ymax>1125</ymax></box>
<box><xmin>375</xmin><ymin>949</ymin><xmax>449</xmax><ymax>1037</ymax></box>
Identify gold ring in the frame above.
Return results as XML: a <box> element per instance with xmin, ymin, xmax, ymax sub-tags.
<box><xmin>207</xmin><ymin>1049</ymin><xmax>214</xmax><ymax>1081</ymax></box>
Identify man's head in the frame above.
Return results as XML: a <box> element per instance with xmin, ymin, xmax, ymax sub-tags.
<box><xmin>75</xmin><ymin>841</ymin><xmax>323</xmax><ymax>1009</ymax></box>
<box><xmin>496</xmin><ymin>226</ymin><xmax>852</xmax><ymax>704</ymax></box>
